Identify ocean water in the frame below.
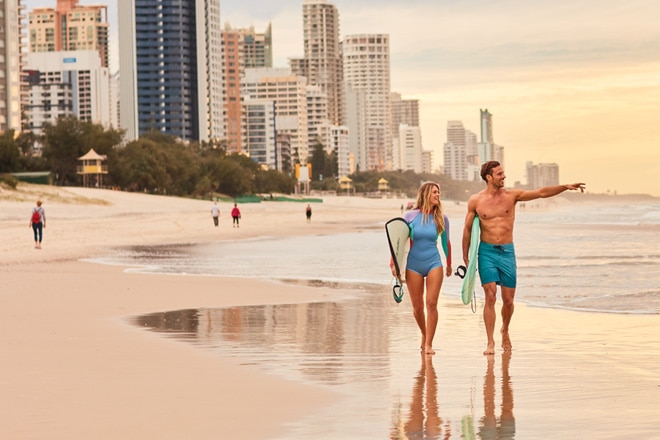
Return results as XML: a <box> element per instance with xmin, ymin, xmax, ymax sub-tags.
<box><xmin>91</xmin><ymin>200</ymin><xmax>660</xmax><ymax>315</ymax></box>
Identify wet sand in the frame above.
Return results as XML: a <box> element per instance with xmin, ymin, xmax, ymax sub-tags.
<box><xmin>1</xmin><ymin>184</ymin><xmax>658</xmax><ymax>439</ymax></box>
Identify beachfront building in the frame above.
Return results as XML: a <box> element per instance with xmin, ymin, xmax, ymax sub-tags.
<box><xmin>222</xmin><ymin>23</ymin><xmax>273</xmax><ymax>154</ymax></box>
<box><xmin>331</xmin><ymin>125</ymin><xmax>350</xmax><ymax>178</ymax></box>
<box><xmin>25</xmin><ymin>50</ymin><xmax>111</xmax><ymax>134</ymax></box>
<box><xmin>242</xmin><ymin>99</ymin><xmax>277</xmax><ymax>169</ymax></box>
<box><xmin>291</xmin><ymin>0</ymin><xmax>344</xmax><ymax>126</ymax></box>
<box><xmin>343</xmin><ymin>34</ymin><xmax>392</xmax><ymax>172</ymax></box>
<box><xmin>28</xmin><ymin>0</ymin><xmax>109</xmax><ymax>68</ymax></box>
<box><xmin>477</xmin><ymin>108</ymin><xmax>505</xmax><ymax>172</ymax></box>
<box><xmin>306</xmin><ymin>84</ymin><xmax>331</xmax><ymax>152</ymax></box>
<box><xmin>118</xmin><ymin>0</ymin><xmax>223</xmax><ymax>142</ymax></box>
<box><xmin>1</xmin><ymin>0</ymin><xmax>22</xmax><ymax>133</ymax></box>
<box><xmin>443</xmin><ymin>120</ymin><xmax>467</xmax><ymax>181</ymax></box>
<box><xmin>391</xmin><ymin>92</ymin><xmax>419</xmax><ymax>138</ymax></box>
<box><xmin>526</xmin><ymin>161</ymin><xmax>559</xmax><ymax>188</ymax></box>
<box><xmin>242</xmin><ymin>67</ymin><xmax>309</xmax><ymax>168</ymax></box>
<box><xmin>394</xmin><ymin>124</ymin><xmax>423</xmax><ymax>173</ymax></box>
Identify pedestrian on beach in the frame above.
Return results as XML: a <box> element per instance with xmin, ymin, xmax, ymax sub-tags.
<box><xmin>463</xmin><ymin>161</ymin><xmax>585</xmax><ymax>355</ymax></box>
<box><xmin>231</xmin><ymin>203</ymin><xmax>241</xmax><ymax>228</ymax></box>
<box><xmin>391</xmin><ymin>182</ymin><xmax>452</xmax><ymax>355</ymax></box>
<box><xmin>29</xmin><ymin>200</ymin><xmax>46</xmax><ymax>249</ymax></box>
<box><xmin>305</xmin><ymin>204</ymin><xmax>312</xmax><ymax>223</ymax></box>
<box><xmin>211</xmin><ymin>202</ymin><xmax>220</xmax><ymax>227</ymax></box>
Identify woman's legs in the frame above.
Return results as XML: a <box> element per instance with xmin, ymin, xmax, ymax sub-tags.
<box><xmin>406</xmin><ymin>267</ymin><xmax>444</xmax><ymax>354</ymax></box>
<box><xmin>423</xmin><ymin>268</ymin><xmax>443</xmax><ymax>354</ymax></box>
<box><xmin>32</xmin><ymin>223</ymin><xmax>42</xmax><ymax>248</ymax></box>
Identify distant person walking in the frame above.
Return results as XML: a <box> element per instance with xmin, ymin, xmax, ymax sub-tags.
<box><xmin>463</xmin><ymin>161</ymin><xmax>585</xmax><ymax>355</ymax></box>
<box><xmin>29</xmin><ymin>200</ymin><xmax>46</xmax><ymax>249</ymax></box>
<box><xmin>305</xmin><ymin>204</ymin><xmax>312</xmax><ymax>222</ymax></box>
<box><xmin>231</xmin><ymin>203</ymin><xmax>241</xmax><ymax>228</ymax></box>
<box><xmin>211</xmin><ymin>202</ymin><xmax>220</xmax><ymax>227</ymax></box>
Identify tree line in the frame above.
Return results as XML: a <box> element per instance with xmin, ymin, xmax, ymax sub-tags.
<box><xmin>0</xmin><ymin>116</ymin><xmax>483</xmax><ymax>200</ymax></box>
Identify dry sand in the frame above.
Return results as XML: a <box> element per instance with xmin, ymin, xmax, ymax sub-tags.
<box><xmin>1</xmin><ymin>184</ymin><xmax>658</xmax><ymax>439</ymax></box>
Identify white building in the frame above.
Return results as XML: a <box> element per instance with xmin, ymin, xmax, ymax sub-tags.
<box><xmin>242</xmin><ymin>99</ymin><xmax>277</xmax><ymax>169</ymax></box>
<box><xmin>2</xmin><ymin>0</ymin><xmax>22</xmax><ymax>132</ymax></box>
<box><xmin>343</xmin><ymin>34</ymin><xmax>392</xmax><ymax>172</ymax></box>
<box><xmin>306</xmin><ymin>84</ymin><xmax>331</xmax><ymax>151</ymax></box>
<box><xmin>25</xmin><ymin>50</ymin><xmax>110</xmax><ymax>133</ymax></box>
<box><xmin>242</xmin><ymin>67</ymin><xmax>309</xmax><ymax>164</ymax></box>
<box><xmin>395</xmin><ymin>124</ymin><xmax>423</xmax><ymax>173</ymax></box>
<box><xmin>297</xmin><ymin>0</ymin><xmax>344</xmax><ymax>126</ymax></box>
<box><xmin>331</xmin><ymin>125</ymin><xmax>350</xmax><ymax>178</ymax></box>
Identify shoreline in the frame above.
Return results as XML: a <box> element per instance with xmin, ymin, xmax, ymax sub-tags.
<box><xmin>2</xmin><ymin>184</ymin><xmax>659</xmax><ymax>438</ymax></box>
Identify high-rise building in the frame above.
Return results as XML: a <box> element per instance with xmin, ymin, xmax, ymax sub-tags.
<box><xmin>242</xmin><ymin>99</ymin><xmax>276</xmax><ymax>169</ymax></box>
<box><xmin>526</xmin><ymin>161</ymin><xmax>559</xmax><ymax>188</ymax></box>
<box><xmin>118</xmin><ymin>0</ymin><xmax>223</xmax><ymax>142</ymax></box>
<box><xmin>294</xmin><ymin>0</ymin><xmax>344</xmax><ymax>126</ymax></box>
<box><xmin>222</xmin><ymin>23</ymin><xmax>272</xmax><ymax>154</ymax></box>
<box><xmin>391</xmin><ymin>92</ymin><xmax>419</xmax><ymax>136</ymax></box>
<box><xmin>443</xmin><ymin>120</ymin><xmax>467</xmax><ymax>181</ymax></box>
<box><xmin>396</xmin><ymin>124</ymin><xmax>423</xmax><ymax>173</ymax></box>
<box><xmin>28</xmin><ymin>0</ymin><xmax>109</xmax><ymax>68</ymax></box>
<box><xmin>1</xmin><ymin>0</ymin><xmax>22</xmax><ymax>132</ymax></box>
<box><xmin>242</xmin><ymin>24</ymin><xmax>272</xmax><ymax>69</ymax></box>
<box><xmin>25</xmin><ymin>51</ymin><xmax>111</xmax><ymax>133</ymax></box>
<box><xmin>478</xmin><ymin>108</ymin><xmax>504</xmax><ymax>166</ymax></box>
<box><xmin>242</xmin><ymin>67</ymin><xmax>309</xmax><ymax>167</ymax></box>
<box><xmin>306</xmin><ymin>84</ymin><xmax>331</xmax><ymax>151</ymax></box>
<box><xmin>343</xmin><ymin>34</ymin><xmax>392</xmax><ymax>172</ymax></box>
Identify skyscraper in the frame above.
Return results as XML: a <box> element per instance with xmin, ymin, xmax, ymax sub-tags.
<box><xmin>242</xmin><ymin>67</ymin><xmax>309</xmax><ymax>168</ymax></box>
<box><xmin>343</xmin><ymin>34</ymin><xmax>392</xmax><ymax>172</ymax></box>
<box><xmin>294</xmin><ymin>0</ymin><xmax>344</xmax><ymax>126</ymax></box>
<box><xmin>28</xmin><ymin>0</ymin><xmax>109</xmax><ymax>68</ymax></box>
<box><xmin>1</xmin><ymin>0</ymin><xmax>22</xmax><ymax>132</ymax></box>
<box><xmin>222</xmin><ymin>23</ymin><xmax>272</xmax><ymax>154</ymax></box>
<box><xmin>118</xmin><ymin>0</ymin><xmax>223</xmax><ymax>142</ymax></box>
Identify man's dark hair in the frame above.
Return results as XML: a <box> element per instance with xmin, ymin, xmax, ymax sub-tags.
<box><xmin>480</xmin><ymin>161</ymin><xmax>501</xmax><ymax>182</ymax></box>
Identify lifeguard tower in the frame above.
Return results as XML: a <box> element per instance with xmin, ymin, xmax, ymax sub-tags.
<box><xmin>77</xmin><ymin>148</ymin><xmax>108</xmax><ymax>188</ymax></box>
<box><xmin>378</xmin><ymin>178</ymin><xmax>389</xmax><ymax>192</ymax></box>
<box><xmin>339</xmin><ymin>176</ymin><xmax>353</xmax><ymax>194</ymax></box>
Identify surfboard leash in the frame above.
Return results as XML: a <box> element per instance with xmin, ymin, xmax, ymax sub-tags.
<box><xmin>392</xmin><ymin>278</ymin><xmax>405</xmax><ymax>303</ymax></box>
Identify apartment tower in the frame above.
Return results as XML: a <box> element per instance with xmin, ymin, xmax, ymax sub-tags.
<box><xmin>28</xmin><ymin>0</ymin><xmax>108</xmax><ymax>68</ymax></box>
<box><xmin>295</xmin><ymin>0</ymin><xmax>344</xmax><ymax>126</ymax></box>
<box><xmin>118</xmin><ymin>0</ymin><xmax>223</xmax><ymax>142</ymax></box>
<box><xmin>222</xmin><ymin>23</ymin><xmax>272</xmax><ymax>154</ymax></box>
<box><xmin>1</xmin><ymin>0</ymin><xmax>22</xmax><ymax>132</ymax></box>
<box><xmin>343</xmin><ymin>33</ymin><xmax>392</xmax><ymax>171</ymax></box>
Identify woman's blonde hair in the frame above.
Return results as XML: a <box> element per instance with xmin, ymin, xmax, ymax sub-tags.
<box><xmin>413</xmin><ymin>182</ymin><xmax>445</xmax><ymax>232</ymax></box>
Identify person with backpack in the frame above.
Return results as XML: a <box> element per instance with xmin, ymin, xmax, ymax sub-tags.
<box><xmin>29</xmin><ymin>200</ymin><xmax>46</xmax><ymax>249</ymax></box>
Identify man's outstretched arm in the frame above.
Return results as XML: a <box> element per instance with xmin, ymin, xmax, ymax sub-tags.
<box><xmin>518</xmin><ymin>183</ymin><xmax>585</xmax><ymax>202</ymax></box>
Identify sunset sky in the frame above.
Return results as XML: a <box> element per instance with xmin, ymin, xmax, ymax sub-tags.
<box><xmin>32</xmin><ymin>0</ymin><xmax>660</xmax><ymax>196</ymax></box>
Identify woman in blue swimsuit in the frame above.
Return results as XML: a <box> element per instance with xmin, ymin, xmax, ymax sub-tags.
<box><xmin>394</xmin><ymin>182</ymin><xmax>452</xmax><ymax>355</ymax></box>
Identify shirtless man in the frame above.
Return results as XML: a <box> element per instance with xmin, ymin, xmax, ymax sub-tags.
<box><xmin>463</xmin><ymin>161</ymin><xmax>585</xmax><ymax>355</ymax></box>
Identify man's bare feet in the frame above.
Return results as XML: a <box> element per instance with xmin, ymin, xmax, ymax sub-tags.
<box><xmin>483</xmin><ymin>343</ymin><xmax>495</xmax><ymax>355</ymax></box>
<box><xmin>501</xmin><ymin>329</ymin><xmax>512</xmax><ymax>352</ymax></box>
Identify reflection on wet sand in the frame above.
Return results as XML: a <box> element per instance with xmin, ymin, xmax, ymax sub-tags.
<box><xmin>132</xmin><ymin>298</ymin><xmax>518</xmax><ymax>439</ymax></box>
<box><xmin>392</xmin><ymin>353</ymin><xmax>452</xmax><ymax>439</ymax></box>
<box><xmin>478</xmin><ymin>353</ymin><xmax>516</xmax><ymax>439</ymax></box>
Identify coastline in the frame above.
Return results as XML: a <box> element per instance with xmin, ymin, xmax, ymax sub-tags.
<box><xmin>1</xmin><ymin>184</ymin><xmax>658</xmax><ymax>439</ymax></box>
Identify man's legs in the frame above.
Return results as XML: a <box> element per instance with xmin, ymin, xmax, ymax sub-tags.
<box><xmin>482</xmin><ymin>282</ymin><xmax>498</xmax><ymax>355</ymax></box>
<box><xmin>500</xmin><ymin>286</ymin><xmax>516</xmax><ymax>352</ymax></box>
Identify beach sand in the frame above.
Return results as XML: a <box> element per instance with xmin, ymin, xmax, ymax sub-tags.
<box><xmin>1</xmin><ymin>184</ymin><xmax>658</xmax><ymax>439</ymax></box>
